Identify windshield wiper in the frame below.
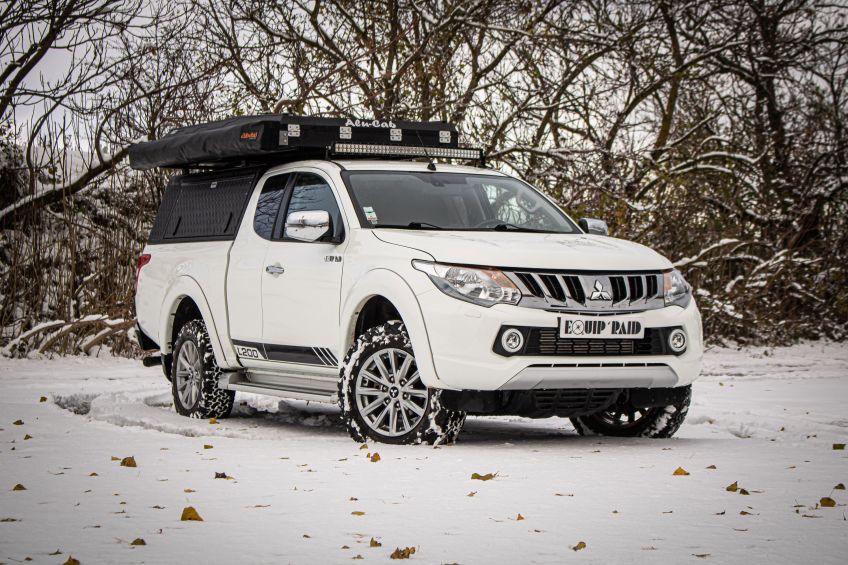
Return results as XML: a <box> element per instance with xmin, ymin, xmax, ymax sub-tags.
<box><xmin>374</xmin><ymin>222</ymin><xmax>443</xmax><ymax>230</ymax></box>
<box><xmin>490</xmin><ymin>223</ymin><xmax>551</xmax><ymax>233</ymax></box>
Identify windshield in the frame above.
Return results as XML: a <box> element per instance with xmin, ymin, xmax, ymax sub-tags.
<box><xmin>344</xmin><ymin>171</ymin><xmax>578</xmax><ymax>233</ymax></box>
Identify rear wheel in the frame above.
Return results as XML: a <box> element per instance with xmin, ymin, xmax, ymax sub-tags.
<box><xmin>171</xmin><ymin>320</ymin><xmax>234</xmax><ymax>419</ymax></box>
<box><xmin>339</xmin><ymin>321</ymin><xmax>466</xmax><ymax>445</ymax></box>
<box><xmin>570</xmin><ymin>386</ymin><xmax>691</xmax><ymax>438</ymax></box>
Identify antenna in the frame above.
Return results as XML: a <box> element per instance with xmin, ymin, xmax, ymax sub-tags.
<box><xmin>414</xmin><ymin>127</ymin><xmax>436</xmax><ymax>171</ymax></box>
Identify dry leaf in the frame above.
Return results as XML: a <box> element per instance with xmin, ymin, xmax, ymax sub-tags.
<box><xmin>471</xmin><ymin>472</ymin><xmax>496</xmax><ymax>481</ymax></box>
<box><xmin>131</xmin><ymin>538</ymin><xmax>146</xmax><ymax>546</ymax></box>
<box><xmin>706</xmin><ymin>465</ymin><xmax>717</xmax><ymax>469</ymax></box>
<box><xmin>63</xmin><ymin>558</ymin><xmax>80</xmax><ymax>565</ymax></box>
<box><xmin>467</xmin><ymin>491</ymin><xmax>477</xmax><ymax>497</ymax></box>
<box><xmin>673</xmin><ymin>467</ymin><xmax>690</xmax><ymax>476</ymax></box>
<box><xmin>516</xmin><ymin>513</ymin><xmax>525</xmax><ymax>521</ymax></box>
<box><xmin>120</xmin><ymin>456</ymin><xmax>137</xmax><ymax>468</ymax></box>
<box><xmin>360</xmin><ymin>444</ymin><xmax>368</xmax><ymax>450</ymax></box>
<box><xmin>214</xmin><ymin>472</ymin><xmax>232</xmax><ymax>480</ymax></box>
<box><xmin>349</xmin><ymin>496</ymin><xmax>358</xmax><ymax>501</ymax></box>
<box><xmin>23</xmin><ymin>434</ymin><xmax>32</xmax><ymax>440</ymax></box>
<box><xmin>303</xmin><ymin>534</ymin><xmax>311</xmax><ymax>538</ymax></box>
<box><xmin>209</xmin><ymin>417</ymin><xmax>218</xmax><ymax>424</ymax></box>
<box><xmin>39</xmin><ymin>396</ymin><xmax>47</xmax><ymax>403</ymax></box>
<box><xmin>370</xmin><ymin>452</ymin><xmax>381</xmax><ymax>462</ymax></box>
<box><xmin>351</xmin><ymin>511</ymin><xmax>365</xmax><ymax>516</ymax></box>
<box><xmin>203</xmin><ymin>444</ymin><xmax>213</xmax><ymax>449</ymax></box>
<box><xmin>370</xmin><ymin>538</ymin><xmax>382</xmax><ymax>547</ymax></box>
<box><xmin>726</xmin><ymin>481</ymin><xmax>738</xmax><ymax>492</ymax></box>
<box><xmin>390</xmin><ymin>546</ymin><xmax>416</xmax><ymax>559</ymax></box>
<box><xmin>352</xmin><ymin>555</ymin><xmax>364</xmax><ymax>560</ymax></box>
<box><xmin>820</xmin><ymin>497</ymin><xmax>836</xmax><ymax>508</ymax></box>
<box><xmin>739</xmin><ymin>488</ymin><xmax>750</xmax><ymax>496</ymax></box>
<box><xmin>89</xmin><ymin>472</ymin><xmax>98</xmax><ymax>477</ymax></box>
<box><xmin>715</xmin><ymin>510</ymin><xmax>726</xmax><ymax>515</ymax></box>
<box><xmin>184</xmin><ymin>488</ymin><xmax>195</xmax><ymax>493</ymax></box>
<box><xmin>12</xmin><ymin>484</ymin><xmax>26</xmax><ymax>491</ymax></box>
<box><xmin>834</xmin><ymin>483</ymin><xmax>845</xmax><ymax>490</ymax></box>
<box><xmin>111</xmin><ymin>456</ymin><xmax>120</xmax><ymax>461</ymax></box>
<box><xmin>341</xmin><ymin>545</ymin><xmax>350</xmax><ymax>549</ymax></box>
<box><xmin>572</xmin><ymin>541</ymin><xmax>587</xmax><ymax>551</ymax></box>
<box><xmin>13</xmin><ymin>419</ymin><xmax>23</xmax><ymax>425</ymax></box>
<box><xmin>693</xmin><ymin>554</ymin><xmax>710</xmax><ymax>559</ymax></box>
<box><xmin>833</xmin><ymin>443</ymin><xmax>845</xmax><ymax>450</ymax></box>
<box><xmin>181</xmin><ymin>506</ymin><xmax>203</xmax><ymax>521</ymax></box>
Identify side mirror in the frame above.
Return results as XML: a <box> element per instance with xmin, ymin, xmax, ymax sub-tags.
<box><xmin>285</xmin><ymin>210</ymin><xmax>331</xmax><ymax>242</ymax></box>
<box><xmin>579</xmin><ymin>217</ymin><xmax>609</xmax><ymax>236</ymax></box>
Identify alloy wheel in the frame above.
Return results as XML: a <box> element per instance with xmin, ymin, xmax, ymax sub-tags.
<box><xmin>354</xmin><ymin>348</ymin><xmax>428</xmax><ymax>437</ymax></box>
<box><xmin>174</xmin><ymin>340</ymin><xmax>202</xmax><ymax>409</ymax></box>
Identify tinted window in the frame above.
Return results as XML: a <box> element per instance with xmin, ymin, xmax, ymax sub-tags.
<box><xmin>345</xmin><ymin>172</ymin><xmax>577</xmax><ymax>233</ymax></box>
<box><xmin>284</xmin><ymin>173</ymin><xmax>343</xmax><ymax>241</ymax></box>
<box><xmin>253</xmin><ymin>174</ymin><xmax>290</xmax><ymax>239</ymax></box>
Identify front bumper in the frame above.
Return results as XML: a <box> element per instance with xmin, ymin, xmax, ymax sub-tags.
<box><xmin>417</xmin><ymin>288</ymin><xmax>703</xmax><ymax>391</ymax></box>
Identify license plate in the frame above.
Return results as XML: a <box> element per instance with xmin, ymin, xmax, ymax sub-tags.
<box><xmin>559</xmin><ymin>317</ymin><xmax>645</xmax><ymax>339</ymax></box>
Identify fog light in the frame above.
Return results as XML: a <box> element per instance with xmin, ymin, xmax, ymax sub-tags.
<box><xmin>668</xmin><ymin>329</ymin><xmax>687</xmax><ymax>353</ymax></box>
<box><xmin>501</xmin><ymin>329</ymin><xmax>524</xmax><ymax>353</ymax></box>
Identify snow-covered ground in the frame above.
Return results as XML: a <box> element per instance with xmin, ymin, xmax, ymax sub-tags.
<box><xmin>1</xmin><ymin>342</ymin><xmax>846</xmax><ymax>564</ymax></box>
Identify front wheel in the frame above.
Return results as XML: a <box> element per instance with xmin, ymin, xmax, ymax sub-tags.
<box><xmin>570</xmin><ymin>386</ymin><xmax>691</xmax><ymax>438</ymax></box>
<box><xmin>338</xmin><ymin>321</ymin><xmax>466</xmax><ymax>445</ymax></box>
<box><xmin>171</xmin><ymin>320</ymin><xmax>235</xmax><ymax>419</ymax></box>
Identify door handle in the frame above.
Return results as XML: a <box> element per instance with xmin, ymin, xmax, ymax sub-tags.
<box><xmin>265</xmin><ymin>264</ymin><xmax>285</xmax><ymax>276</ymax></box>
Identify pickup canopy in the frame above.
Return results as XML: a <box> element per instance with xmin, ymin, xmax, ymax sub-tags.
<box><xmin>128</xmin><ymin>115</ymin><xmax>464</xmax><ymax>170</ymax></box>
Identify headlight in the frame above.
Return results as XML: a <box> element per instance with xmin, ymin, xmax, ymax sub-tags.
<box><xmin>663</xmin><ymin>269</ymin><xmax>692</xmax><ymax>308</ymax></box>
<box><xmin>412</xmin><ymin>261</ymin><xmax>521</xmax><ymax>307</ymax></box>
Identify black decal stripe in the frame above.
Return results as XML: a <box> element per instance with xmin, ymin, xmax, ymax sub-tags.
<box><xmin>324</xmin><ymin>349</ymin><xmax>338</xmax><ymax>366</ymax></box>
<box><xmin>232</xmin><ymin>339</ymin><xmax>267</xmax><ymax>359</ymax></box>
<box><xmin>232</xmin><ymin>340</ymin><xmax>341</xmax><ymax>366</ymax></box>
<box><xmin>264</xmin><ymin>343</ymin><xmax>325</xmax><ymax>365</ymax></box>
<box><xmin>312</xmin><ymin>347</ymin><xmax>331</xmax><ymax>366</ymax></box>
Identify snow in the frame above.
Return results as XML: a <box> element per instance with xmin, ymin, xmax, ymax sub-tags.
<box><xmin>1</xmin><ymin>343</ymin><xmax>847</xmax><ymax>564</ymax></box>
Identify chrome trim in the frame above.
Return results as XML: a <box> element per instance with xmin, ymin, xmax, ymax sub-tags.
<box><xmin>505</xmin><ymin>270</ymin><xmax>665</xmax><ymax>313</ymax></box>
<box><xmin>500</xmin><ymin>363</ymin><xmax>679</xmax><ymax>390</ymax></box>
<box><xmin>285</xmin><ymin>209</ymin><xmax>331</xmax><ymax>242</ymax></box>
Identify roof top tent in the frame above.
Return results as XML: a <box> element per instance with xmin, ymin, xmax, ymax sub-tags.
<box><xmin>128</xmin><ymin>114</ymin><xmax>484</xmax><ymax>171</ymax></box>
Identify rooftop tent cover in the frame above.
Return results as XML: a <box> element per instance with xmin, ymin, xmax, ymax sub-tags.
<box><xmin>128</xmin><ymin>115</ymin><xmax>461</xmax><ymax>170</ymax></box>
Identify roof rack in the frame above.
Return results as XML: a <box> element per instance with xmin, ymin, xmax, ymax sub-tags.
<box><xmin>128</xmin><ymin>114</ymin><xmax>484</xmax><ymax>171</ymax></box>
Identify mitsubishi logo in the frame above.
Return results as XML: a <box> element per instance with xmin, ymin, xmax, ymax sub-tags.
<box><xmin>589</xmin><ymin>280</ymin><xmax>612</xmax><ymax>301</ymax></box>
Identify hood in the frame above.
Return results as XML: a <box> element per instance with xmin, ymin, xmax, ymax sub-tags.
<box><xmin>372</xmin><ymin>230</ymin><xmax>672</xmax><ymax>271</ymax></box>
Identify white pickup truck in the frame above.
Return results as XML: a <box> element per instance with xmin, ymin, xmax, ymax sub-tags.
<box><xmin>132</xmin><ymin>116</ymin><xmax>702</xmax><ymax>445</ymax></box>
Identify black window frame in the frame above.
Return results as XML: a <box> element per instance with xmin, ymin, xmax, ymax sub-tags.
<box><xmin>252</xmin><ymin>172</ymin><xmax>294</xmax><ymax>241</ymax></box>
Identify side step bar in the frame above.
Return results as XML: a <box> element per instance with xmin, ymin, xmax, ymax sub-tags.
<box><xmin>217</xmin><ymin>372</ymin><xmax>337</xmax><ymax>404</ymax></box>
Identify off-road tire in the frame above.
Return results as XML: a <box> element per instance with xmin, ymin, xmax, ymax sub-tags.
<box><xmin>338</xmin><ymin>320</ymin><xmax>466</xmax><ymax>445</ymax></box>
<box><xmin>171</xmin><ymin>320</ymin><xmax>234</xmax><ymax>419</ymax></box>
<box><xmin>570</xmin><ymin>386</ymin><xmax>691</xmax><ymax>438</ymax></box>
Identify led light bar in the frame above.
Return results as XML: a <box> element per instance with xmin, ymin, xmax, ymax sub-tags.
<box><xmin>332</xmin><ymin>143</ymin><xmax>483</xmax><ymax>161</ymax></box>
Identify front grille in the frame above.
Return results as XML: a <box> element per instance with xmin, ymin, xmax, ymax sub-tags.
<box><xmin>506</xmin><ymin>270</ymin><xmax>665</xmax><ymax>312</ymax></box>
<box><xmin>530</xmin><ymin>388</ymin><xmax>620</xmax><ymax>416</ymax></box>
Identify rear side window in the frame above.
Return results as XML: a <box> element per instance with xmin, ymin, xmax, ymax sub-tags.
<box><xmin>284</xmin><ymin>173</ymin><xmax>344</xmax><ymax>241</ymax></box>
<box><xmin>253</xmin><ymin>173</ymin><xmax>291</xmax><ymax>240</ymax></box>
<box><xmin>148</xmin><ymin>168</ymin><xmax>262</xmax><ymax>244</ymax></box>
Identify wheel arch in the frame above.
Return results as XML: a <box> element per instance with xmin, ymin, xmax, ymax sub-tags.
<box><xmin>158</xmin><ymin>276</ymin><xmax>236</xmax><ymax>369</ymax></box>
<box><xmin>340</xmin><ymin>269</ymin><xmax>446</xmax><ymax>389</ymax></box>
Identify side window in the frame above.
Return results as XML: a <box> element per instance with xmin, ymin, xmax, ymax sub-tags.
<box><xmin>284</xmin><ymin>173</ymin><xmax>344</xmax><ymax>241</ymax></box>
<box><xmin>253</xmin><ymin>173</ymin><xmax>290</xmax><ymax>239</ymax></box>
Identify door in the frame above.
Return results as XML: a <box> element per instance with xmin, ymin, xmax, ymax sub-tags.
<box><xmin>261</xmin><ymin>170</ymin><xmax>347</xmax><ymax>369</ymax></box>
<box><xmin>226</xmin><ymin>172</ymin><xmax>292</xmax><ymax>364</ymax></box>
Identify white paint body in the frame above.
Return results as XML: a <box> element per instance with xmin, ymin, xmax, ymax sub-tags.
<box><xmin>135</xmin><ymin>160</ymin><xmax>703</xmax><ymax>401</ymax></box>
